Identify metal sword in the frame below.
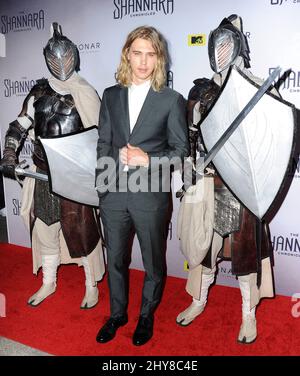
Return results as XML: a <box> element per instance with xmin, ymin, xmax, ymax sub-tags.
<box><xmin>0</xmin><ymin>160</ymin><xmax>48</xmax><ymax>182</ymax></box>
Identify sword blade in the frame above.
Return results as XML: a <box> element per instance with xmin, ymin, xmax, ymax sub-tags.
<box><xmin>14</xmin><ymin>167</ymin><xmax>48</xmax><ymax>181</ymax></box>
<box><xmin>203</xmin><ymin>66</ymin><xmax>281</xmax><ymax>170</ymax></box>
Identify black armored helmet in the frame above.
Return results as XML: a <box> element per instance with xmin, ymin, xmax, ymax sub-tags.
<box><xmin>208</xmin><ymin>14</ymin><xmax>251</xmax><ymax>74</ymax></box>
<box><xmin>43</xmin><ymin>22</ymin><xmax>78</xmax><ymax>81</ymax></box>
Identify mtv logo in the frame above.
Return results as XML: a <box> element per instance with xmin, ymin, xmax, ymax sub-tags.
<box><xmin>188</xmin><ymin>34</ymin><xmax>206</xmax><ymax>46</ymax></box>
<box><xmin>192</xmin><ymin>36</ymin><xmax>202</xmax><ymax>44</ymax></box>
<box><xmin>0</xmin><ymin>293</ymin><xmax>6</xmax><ymax>317</ymax></box>
<box><xmin>0</xmin><ymin>33</ymin><xmax>5</xmax><ymax>57</ymax></box>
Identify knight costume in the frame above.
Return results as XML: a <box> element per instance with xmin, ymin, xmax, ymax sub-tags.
<box><xmin>176</xmin><ymin>15</ymin><xmax>277</xmax><ymax>344</ymax></box>
<box><xmin>0</xmin><ymin>23</ymin><xmax>105</xmax><ymax>308</ymax></box>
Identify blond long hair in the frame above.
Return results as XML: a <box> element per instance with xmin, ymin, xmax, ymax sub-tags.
<box><xmin>116</xmin><ymin>26</ymin><xmax>167</xmax><ymax>92</ymax></box>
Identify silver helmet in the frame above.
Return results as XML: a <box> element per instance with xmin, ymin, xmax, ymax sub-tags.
<box><xmin>44</xmin><ymin>22</ymin><xmax>78</xmax><ymax>81</ymax></box>
<box><xmin>208</xmin><ymin>14</ymin><xmax>250</xmax><ymax>74</ymax></box>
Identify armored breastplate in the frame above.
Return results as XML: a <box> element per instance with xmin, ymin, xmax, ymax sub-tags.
<box><xmin>32</xmin><ymin>81</ymin><xmax>83</xmax><ymax>168</ymax></box>
<box><xmin>34</xmin><ymin>84</ymin><xmax>83</xmax><ymax>137</ymax></box>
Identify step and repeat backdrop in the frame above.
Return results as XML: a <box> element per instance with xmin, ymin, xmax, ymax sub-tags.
<box><xmin>0</xmin><ymin>0</ymin><xmax>299</xmax><ymax>296</ymax></box>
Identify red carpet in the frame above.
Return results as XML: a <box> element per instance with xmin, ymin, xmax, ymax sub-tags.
<box><xmin>0</xmin><ymin>243</ymin><xmax>300</xmax><ymax>356</ymax></box>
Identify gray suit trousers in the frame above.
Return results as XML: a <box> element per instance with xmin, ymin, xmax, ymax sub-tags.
<box><xmin>100</xmin><ymin>204</ymin><xmax>168</xmax><ymax>318</ymax></box>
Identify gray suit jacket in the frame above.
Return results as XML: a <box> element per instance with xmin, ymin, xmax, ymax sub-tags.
<box><xmin>96</xmin><ymin>84</ymin><xmax>189</xmax><ymax>211</ymax></box>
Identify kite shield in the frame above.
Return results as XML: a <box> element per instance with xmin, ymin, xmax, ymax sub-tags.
<box><xmin>40</xmin><ymin>127</ymin><xmax>99</xmax><ymax>207</ymax></box>
<box><xmin>200</xmin><ymin>66</ymin><xmax>296</xmax><ymax>219</ymax></box>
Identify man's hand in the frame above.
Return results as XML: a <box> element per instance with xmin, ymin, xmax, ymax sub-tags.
<box><xmin>120</xmin><ymin>144</ymin><xmax>149</xmax><ymax>167</ymax></box>
<box><xmin>126</xmin><ymin>143</ymin><xmax>149</xmax><ymax>167</ymax></box>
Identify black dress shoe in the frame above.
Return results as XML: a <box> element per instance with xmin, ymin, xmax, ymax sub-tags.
<box><xmin>132</xmin><ymin>316</ymin><xmax>153</xmax><ymax>346</ymax></box>
<box><xmin>96</xmin><ymin>316</ymin><xmax>128</xmax><ymax>343</ymax></box>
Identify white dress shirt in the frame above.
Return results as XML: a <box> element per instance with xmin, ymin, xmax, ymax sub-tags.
<box><xmin>128</xmin><ymin>80</ymin><xmax>151</xmax><ymax>132</ymax></box>
<box><xmin>123</xmin><ymin>80</ymin><xmax>151</xmax><ymax>171</ymax></box>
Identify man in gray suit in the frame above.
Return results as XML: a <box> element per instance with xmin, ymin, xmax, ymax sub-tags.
<box><xmin>95</xmin><ymin>26</ymin><xmax>189</xmax><ymax>346</ymax></box>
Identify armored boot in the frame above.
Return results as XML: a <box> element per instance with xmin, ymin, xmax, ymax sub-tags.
<box><xmin>176</xmin><ymin>267</ymin><xmax>216</xmax><ymax>326</ymax></box>
<box><xmin>28</xmin><ymin>254</ymin><xmax>60</xmax><ymax>306</ymax></box>
<box><xmin>80</xmin><ymin>256</ymin><xmax>99</xmax><ymax>309</ymax></box>
<box><xmin>237</xmin><ymin>275</ymin><xmax>257</xmax><ymax>344</ymax></box>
